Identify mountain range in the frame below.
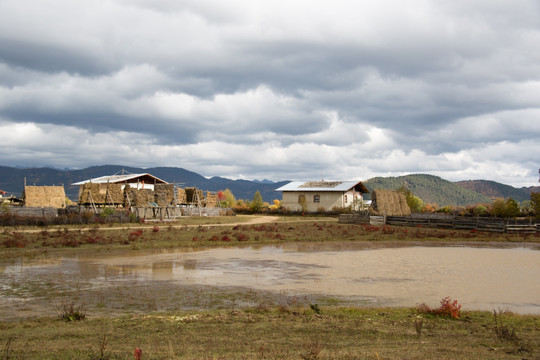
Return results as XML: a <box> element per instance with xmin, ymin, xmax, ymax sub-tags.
<box><xmin>0</xmin><ymin>165</ymin><xmax>538</xmax><ymax>206</ymax></box>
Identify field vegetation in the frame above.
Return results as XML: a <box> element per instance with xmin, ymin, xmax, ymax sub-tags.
<box><xmin>1</xmin><ymin>305</ymin><xmax>538</xmax><ymax>359</ymax></box>
<box><xmin>1</xmin><ymin>215</ymin><xmax>539</xmax><ymax>359</ymax></box>
<box><xmin>2</xmin><ymin>215</ymin><xmax>538</xmax><ymax>259</ymax></box>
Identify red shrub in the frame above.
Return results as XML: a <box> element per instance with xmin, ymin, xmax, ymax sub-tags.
<box><xmin>129</xmin><ymin>229</ymin><xmax>143</xmax><ymax>241</ymax></box>
<box><xmin>152</xmin><ymin>226</ymin><xmax>160</xmax><ymax>233</ymax></box>
<box><xmin>235</xmin><ymin>233</ymin><xmax>249</xmax><ymax>241</ymax></box>
<box><xmin>221</xmin><ymin>235</ymin><xmax>231</xmax><ymax>242</ymax></box>
<box><xmin>418</xmin><ymin>297</ymin><xmax>462</xmax><ymax>319</ymax></box>
<box><xmin>381</xmin><ymin>225</ymin><xmax>394</xmax><ymax>234</ymax></box>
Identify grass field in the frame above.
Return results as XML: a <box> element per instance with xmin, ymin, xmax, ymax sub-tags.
<box><xmin>1</xmin><ymin>306</ymin><xmax>538</xmax><ymax>359</ymax></box>
<box><xmin>1</xmin><ymin>215</ymin><xmax>539</xmax><ymax>359</ymax></box>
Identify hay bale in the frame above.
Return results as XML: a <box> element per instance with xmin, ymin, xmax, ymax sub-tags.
<box><xmin>123</xmin><ymin>184</ymin><xmax>134</xmax><ymax>207</ymax></box>
<box><xmin>177</xmin><ymin>187</ymin><xmax>187</xmax><ymax>204</ymax></box>
<box><xmin>23</xmin><ymin>185</ymin><xmax>66</xmax><ymax>208</ymax></box>
<box><xmin>371</xmin><ymin>189</ymin><xmax>411</xmax><ymax>216</ymax></box>
<box><xmin>106</xmin><ymin>183</ymin><xmax>123</xmax><ymax>204</ymax></box>
<box><xmin>205</xmin><ymin>191</ymin><xmax>219</xmax><ymax>208</ymax></box>
<box><xmin>154</xmin><ymin>184</ymin><xmax>175</xmax><ymax>206</ymax></box>
<box><xmin>132</xmin><ymin>189</ymin><xmax>154</xmax><ymax>207</ymax></box>
<box><xmin>79</xmin><ymin>183</ymin><xmax>105</xmax><ymax>204</ymax></box>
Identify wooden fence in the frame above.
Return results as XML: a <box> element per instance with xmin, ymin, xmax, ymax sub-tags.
<box><xmin>339</xmin><ymin>213</ymin><xmax>538</xmax><ymax>234</ymax></box>
<box><xmin>2</xmin><ymin>207</ymin><xmax>58</xmax><ymax>217</ymax></box>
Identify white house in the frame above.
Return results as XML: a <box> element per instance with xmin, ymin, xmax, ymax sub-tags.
<box><xmin>276</xmin><ymin>180</ymin><xmax>370</xmax><ymax>212</ymax></box>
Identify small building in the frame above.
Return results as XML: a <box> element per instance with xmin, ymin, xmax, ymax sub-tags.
<box><xmin>276</xmin><ymin>180</ymin><xmax>369</xmax><ymax>212</ymax></box>
<box><xmin>22</xmin><ymin>185</ymin><xmax>66</xmax><ymax>208</ymax></box>
<box><xmin>72</xmin><ymin>173</ymin><xmax>169</xmax><ymax>206</ymax></box>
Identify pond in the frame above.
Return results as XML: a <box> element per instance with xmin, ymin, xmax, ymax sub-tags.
<box><xmin>1</xmin><ymin>243</ymin><xmax>539</xmax><ymax>319</ymax></box>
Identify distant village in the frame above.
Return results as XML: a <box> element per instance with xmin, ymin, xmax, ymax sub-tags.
<box><xmin>0</xmin><ymin>170</ymin><xmax>384</xmax><ymax>219</ymax></box>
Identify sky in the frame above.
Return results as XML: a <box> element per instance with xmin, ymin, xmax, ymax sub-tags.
<box><xmin>1</xmin><ymin>0</ymin><xmax>539</xmax><ymax>187</ymax></box>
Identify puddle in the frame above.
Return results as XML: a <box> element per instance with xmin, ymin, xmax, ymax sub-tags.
<box><xmin>1</xmin><ymin>243</ymin><xmax>539</xmax><ymax>319</ymax></box>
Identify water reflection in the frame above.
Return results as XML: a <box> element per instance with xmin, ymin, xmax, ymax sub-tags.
<box><xmin>1</xmin><ymin>244</ymin><xmax>539</xmax><ymax>314</ymax></box>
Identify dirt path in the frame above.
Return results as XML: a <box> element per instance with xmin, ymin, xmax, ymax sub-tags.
<box><xmin>11</xmin><ymin>215</ymin><xmax>334</xmax><ymax>233</ymax></box>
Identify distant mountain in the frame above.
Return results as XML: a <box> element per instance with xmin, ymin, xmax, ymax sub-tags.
<box><xmin>0</xmin><ymin>165</ymin><xmax>289</xmax><ymax>203</ymax></box>
<box><xmin>251</xmin><ymin>179</ymin><xmax>276</xmax><ymax>184</ymax></box>
<box><xmin>455</xmin><ymin>180</ymin><xmax>540</xmax><ymax>203</ymax></box>
<box><xmin>364</xmin><ymin>174</ymin><xmax>492</xmax><ymax>207</ymax></box>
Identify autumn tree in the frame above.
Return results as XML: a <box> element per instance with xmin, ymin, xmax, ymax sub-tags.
<box><xmin>398</xmin><ymin>185</ymin><xmax>423</xmax><ymax>213</ymax></box>
<box><xmin>220</xmin><ymin>189</ymin><xmax>236</xmax><ymax>208</ymax></box>
<box><xmin>250</xmin><ymin>191</ymin><xmax>264</xmax><ymax>213</ymax></box>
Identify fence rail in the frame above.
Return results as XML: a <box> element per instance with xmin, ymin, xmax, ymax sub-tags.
<box><xmin>339</xmin><ymin>213</ymin><xmax>538</xmax><ymax>234</ymax></box>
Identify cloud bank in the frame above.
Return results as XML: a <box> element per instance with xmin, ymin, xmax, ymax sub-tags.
<box><xmin>1</xmin><ymin>0</ymin><xmax>539</xmax><ymax>187</ymax></box>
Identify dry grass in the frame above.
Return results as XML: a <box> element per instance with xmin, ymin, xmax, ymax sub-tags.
<box><xmin>0</xmin><ymin>307</ymin><xmax>538</xmax><ymax>359</ymax></box>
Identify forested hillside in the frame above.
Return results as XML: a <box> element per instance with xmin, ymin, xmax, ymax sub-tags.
<box><xmin>455</xmin><ymin>180</ymin><xmax>539</xmax><ymax>202</ymax></box>
<box><xmin>365</xmin><ymin>174</ymin><xmax>492</xmax><ymax>207</ymax></box>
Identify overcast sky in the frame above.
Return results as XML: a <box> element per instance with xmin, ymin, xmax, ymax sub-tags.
<box><xmin>1</xmin><ymin>0</ymin><xmax>539</xmax><ymax>187</ymax></box>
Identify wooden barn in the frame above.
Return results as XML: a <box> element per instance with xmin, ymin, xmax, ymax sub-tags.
<box><xmin>23</xmin><ymin>185</ymin><xmax>66</xmax><ymax>208</ymax></box>
<box><xmin>72</xmin><ymin>172</ymin><xmax>169</xmax><ymax>207</ymax></box>
<box><xmin>276</xmin><ymin>180</ymin><xmax>369</xmax><ymax>212</ymax></box>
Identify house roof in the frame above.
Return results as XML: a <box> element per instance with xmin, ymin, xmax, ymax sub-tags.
<box><xmin>72</xmin><ymin>173</ymin><xmax>168</xmax><ymax>186</ymax></box>
<box><xmin>275</xmin><ymin>180</ymin><xmax>369</xmax><ymax>193</ymax></box>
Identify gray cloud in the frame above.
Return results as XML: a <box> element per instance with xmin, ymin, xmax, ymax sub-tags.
<box><xmin>0</xmin><ymin>0</ymin><xmax>539</xmax><ymax>187</ymax></box>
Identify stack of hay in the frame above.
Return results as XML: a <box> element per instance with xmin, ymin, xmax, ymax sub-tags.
<box><xmin>134</xmin><ymin>189</ymin><xmax>154</xmax><ymax>207</ymax></box>
<box><xmin>205</xmin><ymin>191</ymin><xmax>219</xmax><ymax>208</ymax></box>
<box><xmin>371</xmin><ymin>189</ymin><xmax>411</xmax><ymax>216</ymax></box>
<box><xmin>177</xmin><ymin>187</ymin><xmax>187</xmax><ymax>204</ymax></box>
<box><xmin>105</xmin><ymin>183</ymin><xmax>123</xmax><ymax>205</ymax></box>
<box><xmin>197</xmin><ymin>190</ymin><xmax>205</xmax><ymax>206</ymax></box>
<box><xmin>79</xmin><ymin>183</ymin><xmax>105</xmax><ymax>204</ymax></box>
<box><xmin>154</xmin><ymin>184</ymin><xmax>176</xmax><ymax>206</ymax></box>
<box><xmin>124</xmin><ymin>185</ymin><xmax>155</xmax><ymax>207</ymax></box>
<box><xmin>23</xmin><ymin>185</ymin><xmax>66</xmax><ymax>208</ymax></box>
<box><xmin>184</xmin><ymin>188</ymin><xmax>197</xmax><ymax>204</ymax></box>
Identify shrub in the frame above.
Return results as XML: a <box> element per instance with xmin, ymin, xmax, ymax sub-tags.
<box><xmin>128</xmin><ymin>229</ymin><xmax>143</xmax><ymax>241</ymax></box>
<box><xmin>417</xmin><ymin>297</ymin><xmax>462</xmax><ymax>319</ymax></box>
<box><xmin>58</xmin><ymin>302</ymin><xmax>86</xmax><ymax>321</ymax></box>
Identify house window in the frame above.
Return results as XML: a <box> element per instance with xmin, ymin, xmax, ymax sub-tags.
<box><xmin>344</xmin><ymin>195</ymin><xmax>348</xmax><ymax>203</ymax></box>
<box><xmin>313</xmin><ymin>195</ymin><xmax>320</xmax><ymax>203</ymax></box>
<box><xmin>298</xmin><ymin>194</ymin><xmax>305</xmax><ymax>204</ymax></box>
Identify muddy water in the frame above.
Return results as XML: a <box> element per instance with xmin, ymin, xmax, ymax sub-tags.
<box><xmin>1</xmin><ymin>244</ymin><xmax>539</xmax><ymax>318</ymax></box>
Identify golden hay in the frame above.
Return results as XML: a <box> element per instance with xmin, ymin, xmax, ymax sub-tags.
<box><xmin>133</xmin><ymin>189</ymin><xmax>154</xmax><ymax>207</ymax></box>
<box><xmin>205</xmin><ymin>191</ymin><xmax>219</xmax><ymax>208</ymax></box>
<box><xmin>106</xmin><ymin>183</ymin><xmax>123</xmax><ymax>204</ymax></box>
<box><xmin>371</xmin><ymin>189</ymin><xmax>411</xmax><ymax>216</ymax></box>
<box><xmin>123</xmin><ymin>186</ymin><xmax>155</xmax><ymax>207</ymax></box>
<box><xmin>154</xmin><ymin>184</ymin><xmax>175</xmax><ymax>206</ymax></box>
<box><xmin>197</xmin><ymin>190</ymin><xmax>205</xmax><ymax>206</ymax></box>
<box><xmin>79</xmin><ymin>183</ymin><xmax>105</xmax><ymax>204</ymax></box>
<box><xmin>23</xmin><ymin>186</ymin><xmax>66</xmax><ymax>208</ymax></box>
<box><xmin>300</xmin><ymin>181</ymin><xmax>341</xmax><ymax>188</ymax></box>
<box><xmin>177</xmin><ymin>188</ymin><xmax>187</xmax><ymax>204</ymax></box>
